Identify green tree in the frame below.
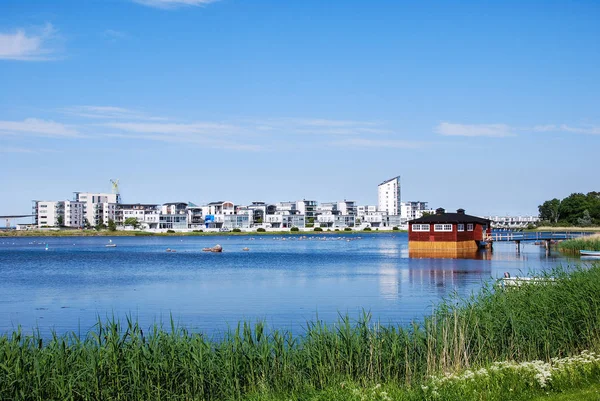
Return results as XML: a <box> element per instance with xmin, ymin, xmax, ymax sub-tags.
<box><xmin>578</xmin><ymin>210</ymin><xmax>593</xmax><ymax>227</ymax></box>
<box><xmin>538</xmin><ymin>198</ymin><xmax>562</xmax><ymax>223</ymax></box>
<box><xmin>56</xmin><ymin>215</ymin><xmax>64</xmax><ymax>227</ymax></box>
<box><xmin>560</xmin><ymin>193</ymin><xmax>589</xmax><ymax>224</ymax></box>
<box><xmin>124</xmin><ymin>217</ymin><xmax>140</xmax><ymax>229</ymax></box>
<box><xmin>107</xmin><ymin>218</ymin><xmax>117</xmax><ymax>232</ymax></box>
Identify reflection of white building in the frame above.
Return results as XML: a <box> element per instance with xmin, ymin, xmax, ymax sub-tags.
<box><xmin>378</xmin><ymin>176</ymin><xmax>401</xmax><ymax>216</ymax></box>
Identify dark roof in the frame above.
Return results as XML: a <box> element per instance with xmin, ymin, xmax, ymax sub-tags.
<box><xmin>410</xmin><ymin>212</ymin><xmax>490</xmax><ymax>225</ymax></box>
<box><xmin>208</xmin><ymin>201</ymin><xmax>226</xmax><ymax>205</ymax></box>
<box><xmin>378</xmin><ymin>176</ymin><xmax>400</xmax><ymax>186</ymax></box>
<box><xmin>163</xmin><ymin>202</ymin><xmax>188</xmax><ymax>206</ymax></box>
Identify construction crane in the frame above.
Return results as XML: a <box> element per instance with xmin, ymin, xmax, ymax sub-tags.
<box><xmin>110</xmin><ymin>179</ymin><xmax>120</xmax><ymax>195</ymax></box>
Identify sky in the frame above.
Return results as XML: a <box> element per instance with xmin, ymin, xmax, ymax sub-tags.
<box><xmin>1</xmin><ymin>0</ymin><xmax>599</xmax><ymax>217</ymax></box>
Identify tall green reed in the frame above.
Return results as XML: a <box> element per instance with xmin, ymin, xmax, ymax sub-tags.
<box><xmin>1</xmin><ymin>264</ymin><xmax>599</xmax><ymax>400</ymax></box>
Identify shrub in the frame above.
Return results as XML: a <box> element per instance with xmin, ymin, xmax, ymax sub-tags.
<box><xmin>232</xmin><ymin>228</ymin><xmax>242</xmax><ymax>233</ymax></box>
<box><xmin>314</xmin><ymin>227</ymin><xmax>323</xmax><ymax>232</ymax></box>
<box><xmin>334</xmin><ymin>229</ymin><xmax>339</xmax><ymax>232</ymax></box>
<box><xmin>290</xmin><ymin>227</ymin><xmax>299</xmax><ymax>232</ymax></box>
<box><xmin>306</xmin><ymin>223</ymin><xmax>314</xmax><ymax>228</ymax></box>
<box><xmin>344</xmin><ymin>227</ymin><xmax>352</xmax><ymax>231</ymax></box>
<box><xmin>166</xmin><ymin>229</ymin><xmax>175</xmax><ymax>234</ymax></box>
<box><xmin>363</xmin><ymin>227</ymin><xmax>372</xmax><ymax>231</ymax></box>
<box><xmin>192</xmin><ymin>230</ymin><xmax>203</xmax><ymax>233</ymax></box>
<box><xmin>256</xmin><ymin>228</ymin><xmax>266</xmax><ymax>232</ymax></box>
<box><xmin>392</xmin><ymin>226</ymin><xmax>399</xmax><ymax>231</ymax></box>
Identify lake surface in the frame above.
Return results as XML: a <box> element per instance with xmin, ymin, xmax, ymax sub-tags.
<box><xmin>0</xmin><ymin>233</ymin><xmax>581</xmax><ymax>338</ymax></box>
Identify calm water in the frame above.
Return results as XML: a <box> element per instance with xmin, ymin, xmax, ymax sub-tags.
<box><xmin>0</xmin><ymin>233</ymin><xmax>579</xmax><ymax>337</ymax></box>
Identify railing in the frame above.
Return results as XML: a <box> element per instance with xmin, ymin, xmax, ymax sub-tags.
<box><xmin>487</xmin><ymin>231</ymin><xmax>593</xmax><ymax>242</ymax></box>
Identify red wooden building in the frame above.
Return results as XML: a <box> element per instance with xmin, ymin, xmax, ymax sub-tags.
<box><xmin>408</xmin><ymin>208</ymin><xmax>491</xmax><ymax>253</ymax></box>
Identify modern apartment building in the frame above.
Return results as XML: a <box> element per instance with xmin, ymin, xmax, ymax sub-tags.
<box><xmin>401</xmin><ymin>201</ymin><xmax>433</xmax><ymax>221</ymax></box>
<box><xmin>32</xmin><ymin>200</ymin><xmax>84</xmax><ymax>228</ymax></box>
<box><xmin>296</xmin><ymin>200</ymin><xmax>317</xmax><ymax>219</ymax></box>
<box><xmin>378</xmin><ymin>176</ymin><xmax>401</xmax><ymax>216</ymax></box>
<box><xmin>74</xmin><ymin>192</ymin><xmax>120</xmax><ymax>227</ymax></box>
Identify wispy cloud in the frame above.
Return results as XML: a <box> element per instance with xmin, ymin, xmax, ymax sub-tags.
<box><xmin>103</xmin><ymin>29</ymin><xmax>129</xmax><ymax>41</ymax></box>
<box><xmin>436</xmin><ymin>122</ymin><xmax>600</xmax><ymax>138</ymax></box>
<box><xmin>332</xmin><ymin>138</ymin><xmax>427</xmax><ymax>149</ymax></box>
<box><xmin>132</xmin><ymin>0</ymin><xmax>220</xmax><ymax>9</ymax></box>
<box><xmin>0</xmin><ymin>118</ymin><xmax>79</xmax><ymax>138</ymax></box>
<box><xmin>60</xmin><ymin>106</ymin><xmax>166</xmax><ymax>121</ymax></box>
<box><xmin>252</xmin><ymin>118</ymin><xmax>391</xmax><ymax>136</ymax></box>
<box><xmin>104</xmin><ymin>121</ymin><xmax>238</xmax><ymax>134</ymax></box>
<box><xmin>435</xmin><ymin>122</ymin><xmax>516</xmax><ymax>138</ymax></box>
<box><xmin>0</xmin><ymin>23</ymin><xmax>59</xmax><ymax>61</ymax></box>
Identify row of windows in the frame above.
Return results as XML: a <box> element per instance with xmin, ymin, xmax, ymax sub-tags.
<box><xmin>412</xmin><ymin>223</ymin><xmax>475</xmax><ymax>232</ymax></box>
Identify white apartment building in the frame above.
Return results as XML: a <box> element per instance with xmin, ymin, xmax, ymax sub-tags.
<box><xmin>296</xmin><ymin>200</ymin><xmax>317</xmax><ymax>219</ymax></box>
<box><xmin>378</xmin><ymin>176</ymin><xmax>401</xmax><ymax>216</ymax></box>
<box><xmin>337</xmin><ymin>200</ymin><xmax>356</xmax><ymax>216</ymax></box>
<box><xmin>265</xmin><ymin>214</ymin><xmax>305</xmax><ymax>229</ymax></box>
<box><xmin>401</xmin><ymin>201</ymin><xmax>433</xmax><ymax>221</ymax></box>
<box><xmin>275</xmin><ymin>201</ymin><xmax>298</xmax><ymax>215</ymax></box>
<box><xmin>33</xmin><ymin>200</ymin><xmax>84</xmax><ymax>228</ymax></box>
<box><xmin>74</xmin><ymin>192</ymin><xmax>120</xmax><ymax>227</ymax></box>
<box><xmin>316</xmin><ymin>214</ymin><xmax>356</xmax><ymax>228</ymax></box>
<box><xmin>357</xmin><ymin>205</ymin><xmax>377</xmax><ymax>218</ymax></box>
<box><xmin>202</xmin><ymin>201</ymin><xmax>235</xmax><ymax>216</ymax></box>
<box><xmin>116</xmin><ymin>204</ymin><xmax>160</xmax><ymax>229</ymax></box>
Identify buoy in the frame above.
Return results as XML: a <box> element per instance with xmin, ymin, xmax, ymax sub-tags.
<box><xmin>242</xmin><ymin>247</ymin><xmax>250</xmax><ymax>251</ymax></box>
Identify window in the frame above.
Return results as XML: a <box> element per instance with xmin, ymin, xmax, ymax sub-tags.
<box><xmin>467</xmin><ymin>224</ymin><xmax>474</xmax><ymax>231</ymax></box>
<box><xmin>434</xmin><ymin>224</ymin><xmax>453</xmax><ymax>232</ymax></box>
<box><xmin>457</xmin><ymin>224</ymin><xmax>464</xmax><ymax>232</ymax></box>
<box><xmin>412</xmin><ymin>224</ymin><xmax>430</xmax><ymax>232</ymax></box>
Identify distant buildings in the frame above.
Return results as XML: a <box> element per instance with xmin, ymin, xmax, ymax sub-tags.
<box><xmin>29</xmin><ymin>175</ymin><xmax>442</xmax><ymax>232</ymax></box>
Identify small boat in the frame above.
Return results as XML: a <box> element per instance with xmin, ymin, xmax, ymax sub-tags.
<box><xmin>105</xmin><ymin>239</ymin><xmax>117</xmax><ymax>248</ymax></box>
<box><xmin>580</xmin><ymin>250</ymin><xmax>600</xmax><ymax>257</ymax></box>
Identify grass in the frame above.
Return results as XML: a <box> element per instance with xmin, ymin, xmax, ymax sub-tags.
<box><xmin>558</xmin><ymin>235</ymin><xmax>600</xmax><ymax>254</ymax></box>
<box><xmin>1</xmin><ymin>264</ymin><xmax>600</xmax><ymax>400</ymax></box>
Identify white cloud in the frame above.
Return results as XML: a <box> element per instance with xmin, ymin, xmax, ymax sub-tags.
<box><xmin>0</xmin><ymin>118</ymin><xmax>78</xmax><ymax>138</ymax></box>
<box><xmin>61</xmin><ymin>106</ymin><xmax>166</xmax><ymax>120</ymax></box>
<box><xmin>252</xmin><ymin>118</ymin><xmax>390</xmax><ymax>136</ymax></box>
<box><xmin>104</xmin><ymin>121</ymin><xmax>238</xmax><ymax>134</ymax></box>
<box><xmin>0</xmin><ymin>23</ymin><xmax>58</xmax><ymax>61</ymax></box>
<box><xmin>435</xmin><ymin>122</ymin><xmax>516</xmax><ymax>137</ymax></box>
<box><xmin>132</xmin><ymin>0</ymin><xmax>220</xmax><ymax>8</ymax></box>
<box><xmin>333</xmin><ymin>138</ymin><xmax>426</xmax><ymax>149</ymax></box>
<box><xmin>103</xmin><ymin>29</ymin><xmax>129</xmax><ymax>41</ymax></box>
<box><xmin>557</xmin><ymin>124</ymin><xmax>600</xmax><ymax>135</ymax></box>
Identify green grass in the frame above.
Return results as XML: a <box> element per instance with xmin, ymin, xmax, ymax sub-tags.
<box><xmin>532</xmin><ymin>382</ymin><xmax>600</xmax><ymax>401</ymax></box>
<box><xmin>1</xmin><ymin>264</ymin><xmax>600</xmax><ymax>400</ymax></box>
<box><xmin>558</xmin><ymin>237</ymin><xmax>600</xmax><ymax>254</ymax></box>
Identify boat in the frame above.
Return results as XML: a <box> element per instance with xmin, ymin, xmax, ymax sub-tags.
<box><xmin>497</xmin><ymin>272</ymin><xmax>555</xmax><ymax>288</ymax></box>
<box><xmin>105</xmin><ymin>239</ymin><xmax>117</xmax><ymax>248</ymax></box>
<box><xmin>580</xmin><ymin>250</ymin><xmax>600</xmax><ymax>257</ymax></box>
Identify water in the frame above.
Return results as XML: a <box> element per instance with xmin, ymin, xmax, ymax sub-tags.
<box><xmin>0</xmin><ymin>233</ymin><xmax>579</xmax><ymax>337</ymax></box>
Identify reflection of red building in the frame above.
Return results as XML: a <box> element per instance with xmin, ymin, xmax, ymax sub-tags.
<box><xmin>409</xmin><ymin>208</ymin><xmax>491</xmax><ymax>253</ymax></box>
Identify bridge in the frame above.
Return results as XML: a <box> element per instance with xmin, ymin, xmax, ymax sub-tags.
<box><xmin>0</xmin><ymin>215</ymin><xmax>34</xmax><ymax>229</ymax></box>
<box><xmin>486</xmin><ymin>231</ymin><xmax>593</xmax><ymax>251</ymax></box>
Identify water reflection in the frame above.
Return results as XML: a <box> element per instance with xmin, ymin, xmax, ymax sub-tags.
<box><xmin>409</xmin><ymin>249</ymin><xmax>492</xmax><ymax>260</ymax></box>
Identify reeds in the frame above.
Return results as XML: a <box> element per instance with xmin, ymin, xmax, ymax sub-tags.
<box><xmin>558</xmin><ymin>236</ymin><xmax>600</xmax><ymax>253</ymax></box>
<box><xmin>1</xmin><ymin>264</ymin><xmax>600</xmax><ymax>400</ymax></box>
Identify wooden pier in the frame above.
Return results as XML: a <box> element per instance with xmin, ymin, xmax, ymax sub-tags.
<box><xmin>485</xmin><ymin>231</ymin><xmax>593</xmax><ymax>252</ymax></box>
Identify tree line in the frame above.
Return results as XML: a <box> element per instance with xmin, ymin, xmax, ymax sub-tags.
<box><xmin>538</xmin><ymin>192</ymin><xmax>600</xmax><ymax>227</ymax></box>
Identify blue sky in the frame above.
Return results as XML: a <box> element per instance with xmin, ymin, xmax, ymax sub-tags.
<box><xmin>1</xmin><ymin>0</ymin><xmax>598</xmax><ymax>217</ymax></box>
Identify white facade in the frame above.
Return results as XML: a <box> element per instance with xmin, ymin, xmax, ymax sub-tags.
<box><xmin>357</xmin><ymin>205</ymin><xmax>377</xmax><ymax>218</ymax></box>
<box><xmin>74</xmin><ymin>192</ymin><xmax>120</xmax><ymax>227</ymax></box>
<box><xmin>34</xmin><ymin>200</ymin><xmax>84</xmax><ymax>228</ymax></box>
<box><xmin>275</xmin><ymin>201</ymin><xmax>297</xmax><ymax>215</ymax></box>
<box><xmin>401</xmin><ymin>201</ymin><xmax>432</xmax><ymax>221</ymax></box>
<box><xmin>64</xmin><ymin>200</ymin><xmax>84</xmax><ymax>227</ymax></box>
<box><xmin>317</xmin><ymin>214</ymin><xmax>356</xmax><ymax>228</ymax></box>
<box><xmin>265</xmin><ymin>214</ymin><xmax>305</xmax><ymax>229</ymax></box>
<box><xmin>337</xmin><ymin>200</ymin><xmax>356</xmax><ymax>216</ymax></box>
<box><xmin>296</xmin><ymin>200</ymin><xmax>317</xmax><ymax>218</ymax></box>
<box><xmin>484</xmin><ymin>215</ymin><xmax>540</xmax><ymax>229</ymax></box>
<box><xmin>378</xmin><ymin>176</ymin><xmax>401</xmax><ymax>216</ymax></box>
<box><xmin>223</xmin><ymin>214</ymin><xmax>251</xmax><ymax>229</ymax></box>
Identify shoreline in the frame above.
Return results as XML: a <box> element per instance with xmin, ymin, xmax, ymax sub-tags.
<box><xmin>0</xmin><ymin>229</ymin><xmax>405</xmax><ymax>237</ymax></box>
